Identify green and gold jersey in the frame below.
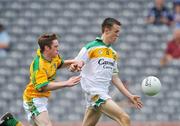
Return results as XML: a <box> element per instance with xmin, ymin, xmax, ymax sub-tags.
<box><xmin>23</xmin><ymin>49</ymin><xmax>64</xmax><ymax>102</ymax></box>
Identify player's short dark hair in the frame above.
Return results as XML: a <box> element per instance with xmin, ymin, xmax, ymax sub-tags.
<box><xmin>38</xmin><ymin>33</ymin><xmax>58</xmax><ymax>52</ymax></box>
<box><xmin>102</xmin><ymin>18</ymin><xmax>121</xmax><ymax>33</ymax></box>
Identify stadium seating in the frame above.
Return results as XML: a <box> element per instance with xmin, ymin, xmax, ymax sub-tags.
<box><xmin>0</xmin><ymin>0</ymin><xmax>178</xmax><ymax>123</ymax></box>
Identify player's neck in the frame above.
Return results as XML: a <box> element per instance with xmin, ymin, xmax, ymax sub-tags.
<box><xmin>42</xmin><ymin>52</ymin><xmax>52</xmax><ymax>62</ymax></box>
<box><xmin>101</xmin><ymin>35</ymin><xmax>111</xmax><ymax>45</ymax></box>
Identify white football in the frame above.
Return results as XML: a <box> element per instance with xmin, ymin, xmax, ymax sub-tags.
<box><xmin>141</xmin><ymin>76</ymin><xmax>161</xmax><ymax>96</ymax></box>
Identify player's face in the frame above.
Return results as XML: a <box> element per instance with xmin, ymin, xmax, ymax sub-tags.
<box><xmin>107</xmin><ymin>24</ymin><xmax>121</xmax><ymax>44</ymax></box>
<box><xmin>48</xmin><ymin>39</ymin><xmax>59</xmax><ymax>58</ymax></box>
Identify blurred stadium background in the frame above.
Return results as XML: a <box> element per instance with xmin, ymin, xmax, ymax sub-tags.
<box><xmin>0</xmin><ymin>0</ymin><xmax>180</xmax><ymax>125</ymax></box>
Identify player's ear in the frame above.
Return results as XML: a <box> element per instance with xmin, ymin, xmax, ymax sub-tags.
<box><xmin>104</xmin><ymin>27</ymin><xmax>111</xmax><ymax>34</ymax></box>
<box><xmin>44</xmin><ymin>45</ymin><xmax>50</xmax><ymax>51</ymax></box>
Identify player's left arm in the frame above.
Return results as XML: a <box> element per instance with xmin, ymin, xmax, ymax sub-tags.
<box><xmin>112</xmin><ymin>74</ymin><xmax>143</xmax><ymax>109</ymax></box>
<box><xmin>61</xmin><ymin>59</ymin><xmax>79</xmax><ymax>68</ymax></box>
<box><xmin>59</xmin><ymin>59</ymin><xmax>84</xmax><ymax>70</ymax></box>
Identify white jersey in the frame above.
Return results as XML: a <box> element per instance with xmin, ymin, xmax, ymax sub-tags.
<box><xmin>76</xmin><ymin>37</ymin><xmax>119</xmax><ymax>94</ymax></box>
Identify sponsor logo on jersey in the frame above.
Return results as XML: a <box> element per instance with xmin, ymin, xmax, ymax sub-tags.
<box><xmin>98</xmin><ymin>59</ymin><xmax>115</xmax><ymax>69</ymax></box>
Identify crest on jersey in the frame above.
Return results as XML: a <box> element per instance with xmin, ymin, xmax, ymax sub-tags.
<box><xmin>98</xmin><ymin>50</ymin><xmax>103</xmax><ymax>55</ymax></box>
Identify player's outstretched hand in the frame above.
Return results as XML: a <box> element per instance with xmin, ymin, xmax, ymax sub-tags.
<box><xmin>129</xmin><ymin>95</ymin><xmax>143</xmax><ymax>109</ymax></box>
<box><xmin>66</xmin><ymin>76</ymin><xmax>81</xmax><ymax>87</ymax></box>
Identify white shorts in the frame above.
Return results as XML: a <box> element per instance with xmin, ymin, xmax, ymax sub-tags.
<box><xmin>85</xmin><ymin>91</ymin><xmax>111</xmax><ymax>109</ymax></box>
<box><xmin>23</xmin><ymin>97</ymin><xmax>48</xmax><ymax>122</ymax></box>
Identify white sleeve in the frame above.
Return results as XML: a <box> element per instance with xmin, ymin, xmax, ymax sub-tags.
<box><xmin>75</xmin><ymin>47</ymin><xmax>89</xmax><ymax>63</ymax></box>
<box><xmin>113</xmin><ymin>61</ymin><xmax>119</xmax><ymax>75</ymax></box>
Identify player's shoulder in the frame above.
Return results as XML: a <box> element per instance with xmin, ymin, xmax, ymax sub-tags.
<box><xmin>84</xmin><ymin>37</ymin><xmax>105</xmax><ymax>50</ymax></box>
<box><xmin>30</xmin><ymin>55</ymin><xmax>41</xmax><ymax>71</ymax></box>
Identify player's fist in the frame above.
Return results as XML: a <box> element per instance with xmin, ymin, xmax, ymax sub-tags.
<box><xmin>69</xmin><ymin>60</ymin><xmax>84</xmax><ymax>72</ymax></box>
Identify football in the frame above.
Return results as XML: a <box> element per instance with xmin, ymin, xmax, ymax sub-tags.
<box><xmin>141</xmin><ymin>76</ymin><xmax>161</xmax><ymax>96</ymax></box>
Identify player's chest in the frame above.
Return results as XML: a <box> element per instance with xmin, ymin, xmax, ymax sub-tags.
<box><xmin>89</xmin><ymin>48</ymin><xmax>116</xmax><ymax>60</ymax></box>
<box><xmin>43</xmin><ymin>62</ymin><xmax>57</xmax><ymax>77</ymax></box>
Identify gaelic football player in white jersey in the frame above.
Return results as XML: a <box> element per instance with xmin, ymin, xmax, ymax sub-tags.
<box><xmin>70</xmin><ymin>17</ymin><xmax>143</xmax><ymax>126</ymax></box>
